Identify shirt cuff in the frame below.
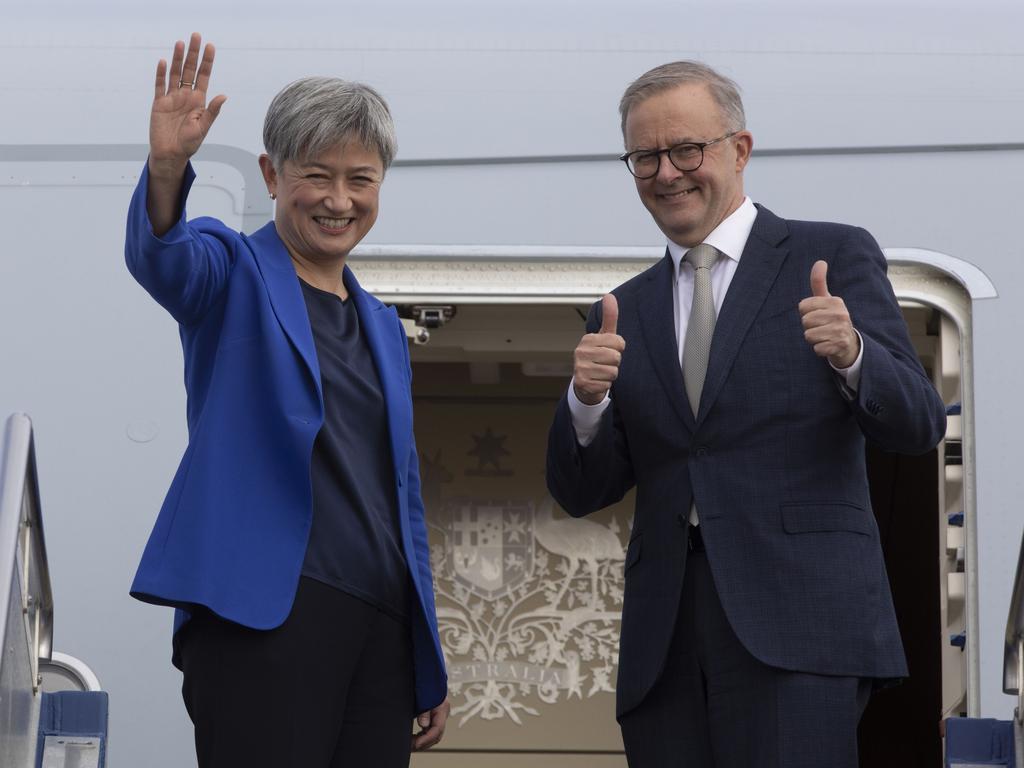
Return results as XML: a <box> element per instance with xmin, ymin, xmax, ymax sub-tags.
<box><xmin>830</xmin><ymin>329</ymin><xmax>864</xmax><ymax>398</ymax></box>
<box><xmin>567</xmin><ymin>378</ymin><xmax>610</xmax><ymax>447</ymax></box>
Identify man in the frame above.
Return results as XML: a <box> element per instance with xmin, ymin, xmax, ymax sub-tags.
<box><xmin>545</xmin><ymin>61</ymin><xmax>946</xmax><ymax>767</ymax></box>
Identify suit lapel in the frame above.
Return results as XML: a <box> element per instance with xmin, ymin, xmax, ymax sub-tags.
<box><xmin>247</xmin><ymin>224</ymin><xmax>409</xmax><ymax>476</ymax></box>
<box><xmin>637</xmin><ymin>252</ymin><xmax>696</xmax><ymax>432</ymax></box>
<box><xmin>244</xmin><ymin>222</ymin><xmax>407</xmax><ymax>475</ymax></box>
<box><xmin>697</xmin><ymin>207</ymin><xmax>789</xmax><ymax>422</ymax></box>
<box><xmin>346</xmin><ymin>267</ymin><xmax>411</xmax><ymax>474</ymax></box>
<box><xmin>247</xmin><ymin>223</ymin><xmax>321</xmax><ymax>391</ymax></box>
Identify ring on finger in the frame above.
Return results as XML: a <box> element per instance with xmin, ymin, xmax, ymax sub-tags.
<box><xmin>178</xmin><ymin>80</ymin><xmax>196</xmax><ymax>89</ymax></box>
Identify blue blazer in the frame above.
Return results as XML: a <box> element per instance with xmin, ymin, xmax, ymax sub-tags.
<box><xmin>125</xmin><ymin>164</ymin><xmax>447</xmax><ymax>712</ymax></box>
<box><xmin>547</xmin><ymin>206</ymin><xmax>946</xmax><ymax>719</ymax></box>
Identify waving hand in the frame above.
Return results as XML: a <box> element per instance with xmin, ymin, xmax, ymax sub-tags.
<box><xmin>151</xmin><ymin>33</ymin><xmax>226</xmax><ymax>167</ymax></box>
<box><xmin>147</xmin><ymin>33</ymin><xmax>227</xmax><ymax>235</ymax></box>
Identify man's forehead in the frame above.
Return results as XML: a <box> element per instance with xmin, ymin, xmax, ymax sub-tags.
<box><xmin>624</xmin><ymin>85</ymin><xmax>725</xmax><ymax>146</ymax></box>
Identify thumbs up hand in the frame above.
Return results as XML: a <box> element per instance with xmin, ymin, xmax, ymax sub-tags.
<box><xmin>573</xmin><ymin>294</ymin><xmax>627</xmax><ymax>405</ymax></box>
<box><xmin>798</xmin><ymin>260</ymin><xmax>860</xmax><ymax>369</ymax></box>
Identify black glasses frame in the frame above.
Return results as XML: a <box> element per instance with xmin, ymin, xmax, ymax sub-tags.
<box><xmin>619</xmin><ymin>131</ymin><xmax>739</xmax><ymax>179</ymax></box>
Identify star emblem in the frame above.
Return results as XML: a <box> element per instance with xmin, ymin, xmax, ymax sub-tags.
<box><xmin>466</xmin><ymin>426</ymin><xmax>511</xmax><ymax>475</ymax></box>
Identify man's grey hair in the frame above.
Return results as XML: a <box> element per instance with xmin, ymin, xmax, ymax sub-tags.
<box><xmin>619</xmin><ymin>61</ymin><xmax>746</xmax><ymax>141</ymax></box>
<box><xmin>263</xmin><ymin>76</ymin><xmax>397</xmax><ymax>170</ymax></box>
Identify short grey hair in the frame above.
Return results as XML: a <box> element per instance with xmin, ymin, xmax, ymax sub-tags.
<box><xmin>263</xmin><ymin>76</ymin><xmax>397</xmax><ymax>170</ymax></box>
<box><xmin>619</xmin><ymin>61</ymin><xmax>745</xmax><ymax>140</ymax></box>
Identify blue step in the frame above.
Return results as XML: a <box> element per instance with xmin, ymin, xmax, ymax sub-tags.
<box><xmin>945</xmin><ymin>717</ymin><xmax>1016</xmax><ymax>767</ymax></box>
<box><xmin>36</xmin><ymin>691</ymin><xmax>109</xmax><ymax>768</ymax></box>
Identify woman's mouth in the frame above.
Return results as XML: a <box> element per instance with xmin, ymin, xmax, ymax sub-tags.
<box><xmin>314</xmin><ymin>216</ymin><xmax>354</xmax><ymax>232</ymax></box>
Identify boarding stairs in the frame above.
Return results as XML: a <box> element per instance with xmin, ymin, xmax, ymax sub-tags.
<box><xmin>1</xmin><ymin>413</ymin><xmax>108</xmax><ymax>768</ymax></box>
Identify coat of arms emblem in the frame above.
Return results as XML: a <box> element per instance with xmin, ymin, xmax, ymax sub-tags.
<box><xmin>430</xmin><ymin>497</ymin><xmax>627</xmax><ymax>726</ymax></box>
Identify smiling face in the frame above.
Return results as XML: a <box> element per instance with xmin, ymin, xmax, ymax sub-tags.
<box><xmin>624</xmin><ymin>83</ymin><xmax>752</xmax><ymax>247</ymax></box>
<box><xmin>259</xmin><ymin>138</ymin><xmax>384</xmax><ymax>269</ymax></box>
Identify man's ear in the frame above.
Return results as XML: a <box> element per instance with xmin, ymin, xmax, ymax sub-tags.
<box><xmin>733</xmin><ymin>131</ymin><xmax>754</xmax><ymax>172</ymax></box>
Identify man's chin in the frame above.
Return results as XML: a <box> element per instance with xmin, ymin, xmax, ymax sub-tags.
<box><xmin>658</xmin><ymin>221</ymin><xmax>704</xmax><ymax>248</ymax></box>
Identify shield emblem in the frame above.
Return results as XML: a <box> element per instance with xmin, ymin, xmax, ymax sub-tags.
<box><xmin>444</xmin><ymin>500</ymin><xmax>534</xmax><ymax>600</ymax></box>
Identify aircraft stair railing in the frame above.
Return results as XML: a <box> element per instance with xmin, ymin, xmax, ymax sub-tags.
<box><xmin>944</xmin><ymin>524</ymin><xmax>1024</xmax><ymax>766</ymax></box>
<box><xmin>1</xmin><ymin>412</ymin><xmax>53</xmax><ymax>767</ymax></box>
<box><xmin>1003</xmin><ymin>524</ymin><xmax>1024</xmax><ymax>764</ymax></box>
<box><xmin>0</xmin><ymin>413</ymin><xmax>108</xmax><ymax>768</ymax></box>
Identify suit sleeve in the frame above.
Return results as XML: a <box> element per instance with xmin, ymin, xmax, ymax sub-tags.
<box><xmin>125</xmin><ymin>162</ymin><xmax>236</xmax><ymax>326</ymax></box>
<box><xmin>546</xmin><ymin>298</ymin><xmax>636</xmax><ymax>517</ymax></box>
<box><xmin>831</xmin><ymin>227</ymin><xmax>947</xmax><ymax>454</ymax></box>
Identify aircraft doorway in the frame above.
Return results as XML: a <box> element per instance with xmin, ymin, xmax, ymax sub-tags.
<box><xmin>860</xmin><ymin>301</ymin><xmax>966</xmax><ymax>767</ymax></box>
<box><xmin>353</xmin><ymin>253</ymin><xmax>975</xmax><ymax>767</ymax></box>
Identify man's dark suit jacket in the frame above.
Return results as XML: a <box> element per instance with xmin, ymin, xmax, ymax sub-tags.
<box><xmin>546</xmin><ymin>205</ymin><xmax>947</xmax><ymax>720</ymax></box>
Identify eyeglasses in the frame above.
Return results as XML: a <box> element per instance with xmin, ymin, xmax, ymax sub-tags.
<box><xmin>619</xmin><ymin>131</ymin><xmax>738</xmax><ymax>179</ymax></box>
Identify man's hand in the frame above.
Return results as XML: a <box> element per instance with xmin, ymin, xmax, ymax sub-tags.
<box><xmin>412</xmin><ymin>696</ymin><xmax>450</xmax><ymax>751</ymax></box>
<box><xmin>798</xmin><ymin>260</ymin><xmax>860</xmax><ymax>369</ymax></box>
<box><xmin>573</xmin><ymin>294</ymin><xmax>626</xmax><ymax>405</ymax></box>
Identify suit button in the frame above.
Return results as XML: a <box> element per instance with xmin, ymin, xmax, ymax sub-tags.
<box><xmin>695</xmin><ymin>447</ymin><xmax>708</xmax><ymax>458</ymax></box>
<box><xmin>676</xmin><ymin>512</ymin><xmax>686</xmax><ymax>527</ymax></box>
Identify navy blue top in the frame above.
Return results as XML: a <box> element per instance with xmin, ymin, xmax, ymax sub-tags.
<box><xmin>298</xmin><ymin>279</ymin><xmax>410</xmax><ymax>622</ymax></box>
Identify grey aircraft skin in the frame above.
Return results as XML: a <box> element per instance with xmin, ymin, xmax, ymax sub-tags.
<box><xmin>1</xmin><ymin>2</ymin><xmax>1022</xmax><ymax>765</ymax></box>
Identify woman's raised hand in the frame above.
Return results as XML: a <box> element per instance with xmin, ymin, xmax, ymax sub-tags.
<box><xmin>149</xmin><ymin>33</ymin><xmax>226</xmax><ymax>173</ymax></box>
<box><xmin>146</xmin><ymin>33</ymin><xmax>227</xmax><ymax>234</ymax></box>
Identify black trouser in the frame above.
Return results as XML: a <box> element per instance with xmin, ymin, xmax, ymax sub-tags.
<box><xmin>179</xmin><ymin>577</ymin><xmax>415</xmax><ymax>768</ymax></box>
<box><xmin>619</xmin><ymin>544</ymin><xmax>872</xmax><ymax>768</ymax></box>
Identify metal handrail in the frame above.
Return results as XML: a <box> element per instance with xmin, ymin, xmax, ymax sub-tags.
<box><xmin>1004</xmin><ymin>524</ymin><xmax>1024</xmax><ymax>723</ymax></box>
<box><xmin>0</xmin><ymin>413</ymin><xmax>54</xmax><ymax>693</ymax></box>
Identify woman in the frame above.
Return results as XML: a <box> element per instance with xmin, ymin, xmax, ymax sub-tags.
<box><xmin>126</xmin><ymin>33</ymin><xmax>448</xmax><ymax>767</ymax></box>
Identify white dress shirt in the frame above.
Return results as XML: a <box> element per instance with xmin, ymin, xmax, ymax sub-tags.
<box><xmin>568</xmin><ymin>197</ymin><xmax>863</xmax><ymax>446</ymax></box>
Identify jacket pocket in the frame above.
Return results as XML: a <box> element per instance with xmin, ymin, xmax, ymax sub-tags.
<box><xmin>781</xmin><ymin>502</ymin><xmax>872</xmax><ymax>536</ymax></box>
<box><xmin>749</xmin><ymin>306</ymin><xmax>801</xmax><ymax>339</ymax></box>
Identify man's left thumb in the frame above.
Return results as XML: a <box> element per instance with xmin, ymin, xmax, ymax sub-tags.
<box><xmin>810</xmin><ymin>260</ymin><xmax>830</xmax><ymax>298</ymax></box>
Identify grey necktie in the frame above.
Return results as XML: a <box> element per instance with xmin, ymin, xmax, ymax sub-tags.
<box><xmin>682</xmin><ymin>243</ymin><xmax>721</xmax><ymax>417</ymax></box>
<box><xmin>682</xmin><ymin>243</ymin><xmax>720</xmax><ymax>527</ymax></box>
